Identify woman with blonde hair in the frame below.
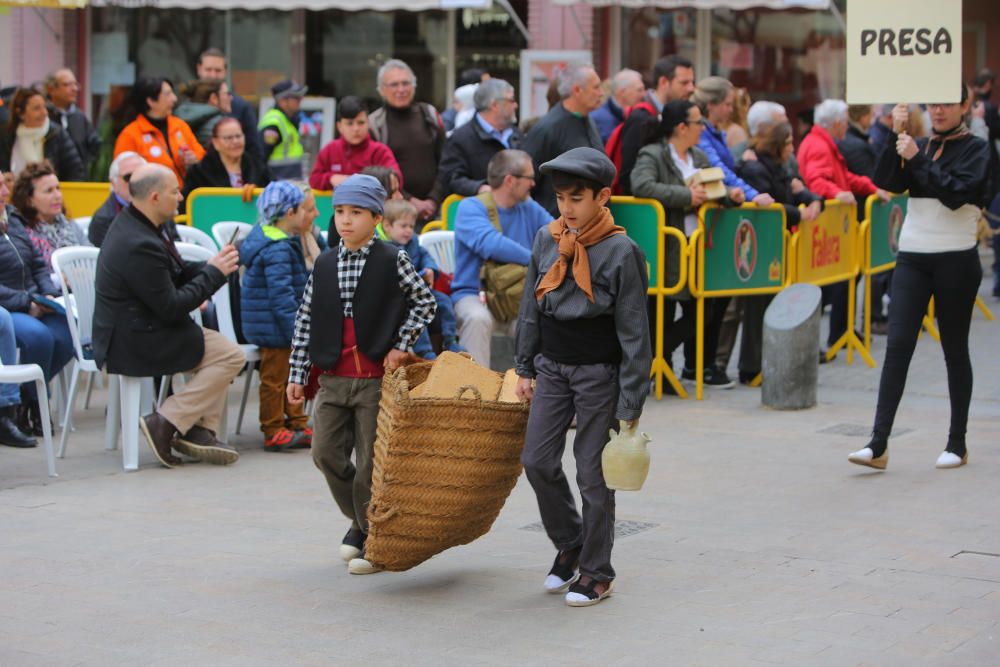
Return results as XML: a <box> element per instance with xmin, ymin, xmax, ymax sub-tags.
<box><xmin>724</xmin><ymin>87</ymin><xmax>751</xmax><ymax>150</ymax></box>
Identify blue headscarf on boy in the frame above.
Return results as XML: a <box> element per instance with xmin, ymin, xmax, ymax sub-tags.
<box><xmin>257</xmin><ymin>181</ymin><xmax>306</xmax><ymax>224</ymax></box>
<box><xmin>331</xmin><ymin>174</ymin><xmax>386</xmax><ymax>215</ymax></box>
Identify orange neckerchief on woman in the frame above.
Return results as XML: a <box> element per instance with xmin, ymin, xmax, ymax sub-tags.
<box><xmin>924</xmin><ymin>123</ymin><xmax>971</xmax><ymax>161</ymax></box>
<box><xmin>535</xmin><ymin>206</ymin><xmax>625</xmax><ymax>302</ymax></box>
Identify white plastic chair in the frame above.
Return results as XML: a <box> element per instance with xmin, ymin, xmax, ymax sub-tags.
<box><xmin>73</xmin><ymin>216</ymin><xmax>91</xmax><ymax>238</ymax></box>
<box><xmin>50</xmin><ymin>247</ymin><xmax>113</xmax><ymax>459</ymax></box>
<box><xmin>0</xmin><ymin>359</ymin><xmax>56</xmax><ymax>477</ymax></box>
<box><xmin>419</xmin><ymin>230</ymin><xmax>455</xmax><ymax>274</ymax></box>
<box><xmin>176</xmin><ymin>225</ymin><xmax>219</xmax><ymax>252</ymax></box>
<box><xmin>210</xmin><ymin>265</ymin><xmax>260</xmax><ymax>435</ymax></box>
<box><xmin>211</xmin><ymin>221</ymin><xmax>253</xmax><ymax>249</ymax></box>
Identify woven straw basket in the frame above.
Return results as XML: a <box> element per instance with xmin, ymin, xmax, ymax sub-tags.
<box><xmin>365</xmin><ymin>361</ymin><xmax>530</xmax><ymax>571</ymax></box>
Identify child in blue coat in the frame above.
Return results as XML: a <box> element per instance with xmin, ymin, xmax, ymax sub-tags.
<box><xmin>239</xmin><ymin>181</ymin><xmax>312</xmax><ymax>451</ymax></box>
<box><xmin>381</xmin><ymin>199</ymin><xmax>463</xmax><ymax>359</ymax></box>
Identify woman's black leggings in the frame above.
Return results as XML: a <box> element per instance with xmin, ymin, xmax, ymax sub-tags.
<box><xmin>872</xmin><ymin>247</ymin><xmax>982</xmax><ymax>447</ymax></box>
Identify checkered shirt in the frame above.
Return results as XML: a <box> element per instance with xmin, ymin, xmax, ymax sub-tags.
<box><xmin>288</xmin><ymin>236</ymin><xmax>436</xmax><ymax>385</ymax></box>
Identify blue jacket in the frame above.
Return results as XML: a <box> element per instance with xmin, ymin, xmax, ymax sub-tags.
<box><xmin>239</xmin><ymin>223</ymin><xmax>309</xmax><ymax>348</ymax></box>
<box><xmin>451</xmin><ymin>196</ymin><xmax>551</xmax><ymax>303</ymax></box>
<box><xmin>590</xmin><ymin>98</ymin><xmax>625</xmax><ymax>145</ymax></box>
<box><xmin>699</xmin><ymin>121</ymin><xmax>760</xmax><ymax>200</ymax></box>
<box><xmin>390</xmin><ymin>237</ymin><xmax>438</xmax><ymax>277</ymax></box>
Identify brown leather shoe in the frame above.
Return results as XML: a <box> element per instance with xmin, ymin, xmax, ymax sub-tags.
<box><xmin>139</xmin><ymin>412</ymin><xmax>181</xmax><ymax>468</ymax></box>
<box><xmin>174</xmin><ymin>425</ymin><xmax>239</xmax><ymax>465</ymax></box>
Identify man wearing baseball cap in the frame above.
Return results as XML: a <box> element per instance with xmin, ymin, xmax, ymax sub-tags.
<box><xmin>258</xmin><ymin>79</ymin><xmax>308</xmax><ymax>179</ymax></box>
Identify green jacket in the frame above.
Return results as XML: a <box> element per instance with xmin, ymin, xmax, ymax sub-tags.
<box><xmin>258</xmin><ymin>107</ymin><xmax>303</xmax><ymax>179</ymax></box>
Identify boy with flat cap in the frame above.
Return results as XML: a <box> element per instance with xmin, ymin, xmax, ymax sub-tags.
<box><xmin>515</xmin><ymin>146</ymin><xmax>651</xmax><ymax>607</ymax></box>
<box><xmin>287</xmin><ymin>173</ymin><xmax>436</xmax><ymax>574</ymax></box>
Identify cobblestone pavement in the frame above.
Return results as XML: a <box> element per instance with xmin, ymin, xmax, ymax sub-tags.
<box><xmin>2</xmin><ymin>255</ymin><xmax>998</xmax><ymax>666</ymax></box>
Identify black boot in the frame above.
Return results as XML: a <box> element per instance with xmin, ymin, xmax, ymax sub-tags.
<box><xmin>25</xmin><ymin>399</ymin><xmax>45</xmax><ymax>437</ymax></box>
<box><xmin>0</xmin><ymin>405</ymin><xmax>37</xmax><ymax>448</ymax></box>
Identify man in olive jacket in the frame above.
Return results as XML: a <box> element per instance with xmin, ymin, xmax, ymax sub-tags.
<box><xmin>93</xmin><ymin>164</ymin><xmax>245</xmax><ymax>468</ymax></box>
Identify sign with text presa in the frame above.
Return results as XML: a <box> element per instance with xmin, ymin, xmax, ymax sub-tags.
<box><xmin>846</xmin><ymin>0</ymin><xmax>962</xmax><ymax>104</ymax></box>
<box><xmin>795</xmin><ymin>202</ymin><xmax>858</xmax><ymax>286</ymax></box>
<box><xmin>701</xmin><ymin>206</ymin><xmax>785</xmax><ymax>294</ymax></box>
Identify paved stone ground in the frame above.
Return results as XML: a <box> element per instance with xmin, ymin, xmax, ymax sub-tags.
<box><xmin>2</xmin><ymin>255</ymin><xmax>999</xmax><ymax>666</ymax></box>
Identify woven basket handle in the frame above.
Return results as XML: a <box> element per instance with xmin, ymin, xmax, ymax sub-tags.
<box><xmin>455</xmin><ymin>385</ymin><xmax>482</xmax><ymax>401</ymax></box>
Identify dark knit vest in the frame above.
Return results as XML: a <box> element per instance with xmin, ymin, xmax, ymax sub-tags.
<box><xmin>309</xmin><ymin>240</ymin><xmax>406</xmax><ymax>369</ymax></box>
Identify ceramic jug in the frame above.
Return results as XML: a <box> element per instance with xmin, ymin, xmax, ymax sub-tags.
<box><xmin>601</xmin><ymin>420</ymin><xmax>652</xmax><ymax>491</ymax></box>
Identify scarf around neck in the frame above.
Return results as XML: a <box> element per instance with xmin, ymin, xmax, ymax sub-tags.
<box><xmin>535</xmin><ymin>206</ymin><xmax>625</xmax><ymax>302</ymax></box>
<box><xmin>925</xmin><ymin>123</ymin><xmax>970</xmax><ymax>161</ymax></box>
<box><xmin>12</xmin><ymin>118</ymin><xmax>50</xmax><ymax>175</ymax></box>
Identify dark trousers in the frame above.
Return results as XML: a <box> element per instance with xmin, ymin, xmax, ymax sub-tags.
<box><xmin>738</xmin><ymin>295</ymin><xmax>773</xmax><ymax>377</ymax></box>
<box><xmin>312</xmin><ymin>374</ymin><xmax>382</xmax><ymax>533</ymax></box>
<box><xmin>823</xmin><ymin>281</ymin><xmax>849</xmax><ymax>347</ymax></box>
<box><xmin>871</xmin><ymin>271</ymin><xmax>892</xmax><ymax>322</ymax></box>
<box><xmin>663</xmin><ymin>297</ymin><xmax>730</xmax><ymax>372</ymax></box>
<box><xmin>872</xmin><ymin>248</ymin><xmax>981</xmax><ymax>444</ymax></box>
<box><xmin>521</xmin><ymin>355</ymin><xmax>619</xmax><ymax>582</ymax></box>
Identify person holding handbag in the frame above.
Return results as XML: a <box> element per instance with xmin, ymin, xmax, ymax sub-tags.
<box><xmin>451</xmin><ymin>149</ymin><xmax>550</xmax><ymax>369</ymax></box>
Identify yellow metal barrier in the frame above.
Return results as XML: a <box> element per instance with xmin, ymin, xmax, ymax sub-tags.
<box><xmin>421</xmin><ymin>220</ymin><xmax>445</xmax><ymax>232</ymax></box>
<box><xmin>792</xmin><ymin>200</ymin><xmax>874</xmax><ymax>368</ymax></box>
<box><xmin>60</xmin><ymin>182</ymin><xmax>110</xmax><ymax>219</ymax></box>
<box><xmin>650</xmin><ymin>225</ymin><xmax>689</xmax><ymax>400</ymax></box>
<box><xmin>689</xmin><ymin>203</ymin><xmax>789</xmax><ymax>400</ymax></box>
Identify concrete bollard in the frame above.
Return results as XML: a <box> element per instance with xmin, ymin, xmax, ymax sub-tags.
<box><xmin>762</xmin><ymin>283</ymin><xmax>822</xmax><ymax>410</ymax></box>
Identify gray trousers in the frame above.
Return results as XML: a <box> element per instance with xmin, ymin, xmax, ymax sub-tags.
<box><xmin>521</xmin><ymin>354</ymin><xmax>618</xmax><ymax>582</ymax></box>
<box><xmin>311</xmin><ymin>375</ymin><xmax>381</xmax><ymax>533</ymax></box>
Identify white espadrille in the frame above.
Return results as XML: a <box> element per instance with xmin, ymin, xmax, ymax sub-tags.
<box><xmin>348</xmin><ymin>557</ymin><xmax>382</xmax><ymax>575</ymax></box>
<box><xmin>565</xmin><ymin>580</ymin><xmax>614</xmax><ymax>607</ymax></box>
<box><xmin>544</xmin><ymin>572</ymin><xmax>579</xmax><ymax>594</ymax></box>
<box><xmin>848</xmin><ymin>447</ymin><xmax>888</xmax><ymax>470</ymax></box>
<box><xmin>935</xmin><ymin>451</ymin><xmax>968</xmax><ymax>469</ymax></box>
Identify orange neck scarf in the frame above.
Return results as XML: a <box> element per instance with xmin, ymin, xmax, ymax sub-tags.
<box><xmin>535</xmin><ymin>207</ymin><xmax>624</xmax><ymax>302</ymax></box>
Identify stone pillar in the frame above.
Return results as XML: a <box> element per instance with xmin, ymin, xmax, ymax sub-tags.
<box><xmin>762</xmin><ymin>283</ymin><xmax>822</xmax><ymax>410</ymax></box>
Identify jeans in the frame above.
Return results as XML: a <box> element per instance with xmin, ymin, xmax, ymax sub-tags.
<box><xmin>414</xmin><ymin>290</ymin><xmax>459</xmax><ymax>358</ymax></box>
<box><xmin>872</xmin><ymin>248</ymin><xmax>981</xmax><ymax>445</ymax></box>
<box><xmin>0</xmin><ymin>307</ymin><xmax>21</xmax><ymax>407</ymax></box>
<box><xmin>11</xmin><ymin>312</ymin><xmax>74</xmax><ymax>400</ymax></box>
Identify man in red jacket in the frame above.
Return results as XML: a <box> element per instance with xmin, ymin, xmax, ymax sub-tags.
<box><xmin>309</xmin><ymin>96</ymin><xmax>402</xmax><ymax>191</ymax></box>
<box><xmin>798</xmin><ymin>98</ymin><xmax>889</xmax><ymax>356</ymax></box>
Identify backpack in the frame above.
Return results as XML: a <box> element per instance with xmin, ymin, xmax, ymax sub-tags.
<box><xmin>605</xmin><ymin>101</ymin><xmax>657</xmax><ymax>195</ymax></box>
<box><xmin>477</xmin><ymin>192</ymin><xmax>527</xmax><ymax>322</ymax></box>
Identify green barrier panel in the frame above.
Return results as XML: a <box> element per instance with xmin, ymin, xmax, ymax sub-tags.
<box><xmin>700</xmin><ymin>205</ymin><xmax>785</xmax><ymax>294</ymax></box>
<box><xmin>186</xmin><ymin>188</ymin><xmax>334</xmax><ymax>235</ymax></box>
<box><xmin>608</xmin><ymin>197</ymin><xmax>662</xmax><ymax>289</ymax></box>
<box><xmin>867</xmin><ymin>194</ymin><xmax>908</xmax><ymax>271</ymax></box>
<box><xmin>442</xmin><ymin>194</ymin><xmax>464</xmax><ymax>231</ymax></box>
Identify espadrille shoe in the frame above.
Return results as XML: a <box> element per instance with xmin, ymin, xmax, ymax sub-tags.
<box><xmin>348</xmin><ymin>554</ymin><xmax>382</xmax><ymax>575</ymax></box>
<box><xmin>339</xmin><ymin>528</ymin><xmax>365</xmax><ymax>562</ymax></box>
<box><xmin>848</xmin><ymin>447</ymin><xmax>888</xmax><ymax>470</ymax></box>
<box><xmin>543</xmin><ymin>547</ymin><xmax>581</xmax><ymax>593</ymax></box>
<box><xmin>565</xmin><ymin>578</ymin><xmax>614</xmax><ymax>607</ymax></box>
<box><xmin>935</xmin><ymin>451</ymin><xmax>968</xmax><ymax>469</ymax></box>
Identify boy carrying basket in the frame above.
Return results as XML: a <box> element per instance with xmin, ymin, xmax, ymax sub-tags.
<box><xmin>515</xmin><ymin>147</ymin><xmax>652</xmax><ymax>607</ymax></box>
<box><xmin>287</xmin><ymin>174</ymin><xmax>436</xmax><ymax>573</ymax></box>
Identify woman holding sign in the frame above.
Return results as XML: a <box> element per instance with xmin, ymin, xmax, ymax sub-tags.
<box><xmin>849</xmin><ymin>86</ymin><xmax>991</xmax><ymax>471</ymax></box>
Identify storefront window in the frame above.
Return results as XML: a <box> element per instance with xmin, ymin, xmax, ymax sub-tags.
<box><xmin>711</xmin><ymin>8</ymin><xmax>844</xmax><ymax>131</ymax></box>
<box><xmin>623</xmin><ymin>7</ymin><xmax>698</xmax><ymax>85</ymax></box>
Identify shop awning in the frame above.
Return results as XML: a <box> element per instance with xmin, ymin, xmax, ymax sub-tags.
<box><xmin>551</xmin><ymin>0</ymin><xmax>830</xmax><ymax>9</ymax></box>
<box><xmin>87</xmin><ymin>0</ymin><xmax>489</xmax><ymax>9</ymax></box>
<box><xmin>0</xmin><ymin>0</ymin><xmax>87</xmax><ymax>6</ymax></box>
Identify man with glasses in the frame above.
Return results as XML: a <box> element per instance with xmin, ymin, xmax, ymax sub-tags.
<box><xmin>45</xmin><ymin>68</ymin><xmax>101</xmax><ymax>180</ymax></box>
<box><xmin>438</xmin><ymin>78</ymin><xmax>523</xmax><ymax>198</ymax></box>
<box><xmin>89</xmin><ymin>151</ymin><xmax>179</xmax><ymax>248</ymax></box>
<box><xmin>368</xmin><ymin>59</ymin><xmax>445</xmax><ymax>224</ymax></box>
<box><xmin>451</xmin><ymin>149</ymin><xmax>550</xmax><ymax>368</ymax></box>
<box><xmin>196</xmin><ymin>48</ymin><xmax>265</xmax><ymax>163</ymax></box>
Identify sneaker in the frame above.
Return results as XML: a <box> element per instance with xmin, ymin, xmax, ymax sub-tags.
<box><xmin>703</xmin><ymin>367</ymin><xmax>734</xmax><ymax>389</ymax></box>
<box><xmin>565</xmin><ymin>577</ymin><xmax>614</xmax><ymax>607</ymax></box>
<box><xmin>288</xmin><ymin>427</ymin><xmax>312</xmax><ymax>450</ymax></box>
<box><xmin>543</xmin><ymin>547</ymin><xmax>581</xmax><ymax>593</ymax></box>
<box><xmin>264</xmin><ymin>428</ymin><xmax>295</xmax><ymax>452</ymax></box>
<box><xmin>348</xmin><ymin>551</ymin><xmax>382</xmax><ymax>575</ymax></box>
<box><xmin>340</xmin><ymin>527</ymin><xmax>366</xmax><ymax>562</ymax></box>
<box><xmin>443</xmin><ymin>336</ymin><xmax>466</xmax><ymax>354</ymax></box>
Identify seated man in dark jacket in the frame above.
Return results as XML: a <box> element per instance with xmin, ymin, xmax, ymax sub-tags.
<box><xmin>93</xmin><ymin>164</ymin><xmax>245</xmax><ymax>468</ymax></box>
<box><xmin>437</xmin><ymin>78</ymin><xmax>522</xmax><ymax>198</ymax></box>
<box><xmin>89</xmin><ymin>151</ymin><xmax>178</xmax><ymax>248</ymax></box>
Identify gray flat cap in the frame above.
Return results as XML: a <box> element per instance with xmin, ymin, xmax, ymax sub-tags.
<box><xmin>539</xmin><ymin>147</ymin><xmax>616</xmax><ymax>188</ymax></box>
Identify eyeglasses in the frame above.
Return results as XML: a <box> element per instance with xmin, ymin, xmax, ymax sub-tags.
<box><xmin>218</xmin><ymin>134</ymin><xmax>245</xmax><ymax>142</ymax></box>
<box><xmin>511</xmin><ymin>173</ymin><xmax>535</xmax><ymax>182</ymax></box>
<box><xmin>685</xmin><ymin>118</ymin><xmax>705</xmax><ymax>126</ymax></box>
<box><xmin>384</xmin><ymin>81</ymin><xmax>415</xmax><ymax>90</ymax></box>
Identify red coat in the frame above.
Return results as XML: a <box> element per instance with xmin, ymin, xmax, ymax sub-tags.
<box><xmin>798</xmin><ymin>124</ymin><xmax>876</xmax><ymax>200</ymax></box>
<box><xmin>308</xmin><ymin>136</ymin><xmax>402</xmax><ymax>191</ymax></box>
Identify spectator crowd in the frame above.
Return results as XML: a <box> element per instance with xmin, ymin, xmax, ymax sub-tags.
<box><xmin>1</xmin><ymin>46</ymin><xmax>997</xmax><ymax>461</ymax></box>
